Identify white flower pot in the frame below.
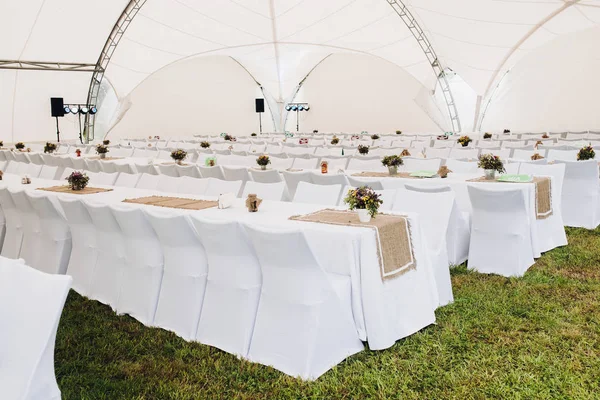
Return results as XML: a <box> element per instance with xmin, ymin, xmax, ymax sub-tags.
<box><xmin>484</xmin><ymin>169</ymin><xmax>496</xmax><ymax>180</ymax></box>
<box><xmin>388</xmin><ymin>166</ymin><xmax>398</xmax><ymax>176</ymax></box>
<box><xmin>357</xmin><ymin>209</ymin><xmax>371</xmax><ymax>223</ymax></box>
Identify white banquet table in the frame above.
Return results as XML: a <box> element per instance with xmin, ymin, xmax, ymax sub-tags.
<box><xmin>0</xmin><ymin>173</ymin><xmax>439</xmax><ymax>351</ymax></box>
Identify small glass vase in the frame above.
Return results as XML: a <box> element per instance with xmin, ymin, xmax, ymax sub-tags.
<box><xmin>99</xmin><ymin>153</ymin><xmax>106</xmax><ymax>159</ymax></box>
<box><xmin>357</xmin><ymin>209</ymin><xmax>371</xmax><ymax>223</ymax></box>
<box><xmin>484</xmin><ymin>169</ymin><xmax>496</xmax><ymax>180</ymax></box>
<box><xmin>388</xmin><ymin>166</ymin><xmax>398</xmax><ymax>176</ymax></box>
<box><xmin>260</xmin><ymin>165</ymin><xmax>267</xmax><ymax>171</ymax></box>
<box><xmin>176</xmin><ymin>159</ymin><xmax>183</xmax><ymax>166</ymax></box>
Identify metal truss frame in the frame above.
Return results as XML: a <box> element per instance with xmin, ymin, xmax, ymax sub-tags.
<box><xmin>0</xmin><ymin>60</ymin><xmax>100</xmax><ymax>72</ymax></box>
<box><xmin>386</xmin><ymin>0</ymin><xmax>461</xmax><ymax>133</ymax></box>
<box><xmin>83</xmin><ymin>0</ymin><xmax>147</xmax><ymax>142</ymax></box>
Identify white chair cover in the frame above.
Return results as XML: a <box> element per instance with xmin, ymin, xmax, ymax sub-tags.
<box><xmin>85</xmin><ymin>159</ymin><xmax>102</xmax><ymax>173</ymax></box>
<box><xmin>241</xmin><ymin>181</ymin><xmax>286</xmax><ymax>201</ymax></box>
<box><xmin>347</xmin><ymin>157</ymin><xmax>387</xmax><ymax>172</ymax></box>
<box><xmin>158</xmin><ymin>175</ymin><xmax>184</xmax><ymax>194</ymax></box>
<box><xmin>190</xmin><ymin>218</ymin><xmax>262</xmax><ymax>357</ymax></box>
<box><xmin>426</xmin><ymin>148</ymin><xmax>451</xmax><ymax>159</ymax></box>
<box><xmin>0</xmin><ymin>188</ymin><xmax>24</xmax><ymax>259</ymax></box>
<box><xmin>293</xmin><ymin>182</ymin><xmax>342</xmax><ymax>206</ymax></box>
<box><xmin>9</xmin><ymin>189</ymin><xmax>42</xmax><ymax>270</ymax></box>
<box><xmin>114</xmin><ymin>172</ymin><xmax>141</xmax><ymax>188</ymax></box>
<box><xmin>249</xmin><ymin>169</ymin><xmax>283</xmax><ymax>184</ymax></box>
<box><xmin>58</xmin><ymin>197</ymin><xmax>98</xmax><ymax>297</ymax></box>
<box><xmin>38</xmin><ymin>165</ymin><xmax>59</xmax><ymax>180</ymax></box>
<box><xmin>72</xmin><ymin>158</ymin><xmax>86</xmax><ymax>170</ymax></box>
<box><xmin>134</xmin><ymin>163</ymin><xmax>159</xmax><ymax>175</ymax></box>
<box><xmin>282</xmin><ymin>171</ymin><xmax>312</xmax><ymax>200</ymax></box>
<box><xmin>198</xmin><ymin>166</ymin><xmax>225</xmax><ymax>180</ymax></box>
<box><xmin>291</xmin><ymin>157</ymin><xmax>319</xmax><ymax>170</ymax></box>
<box><xmin>98</xmin><ymin>160</ymin><xmax>118</xmax><ymax>174</ymax></box>
<box><xmin>83</xmin><ymin>201</ymin><xmax>126</xmax><ymax>310</ymax></box>
<box><xmin>547</xmin><ymin>149</ymin><xmax>578</xmax><ymax>162</ymax></box>
<box><xmin>114</xmin><ymin>163</ymin><xmax>135</xmax><ymax>174</ymax></box>
<box><xmin>0</xmin><ymin>259</ymin><xmax>72</xmax><ymax>400</ymax></box>
<box><xmin>157</xmin><ymin>164</ymin><xmax>179</xmax><ymax>177</ymax></box>
<box><xmin>93</xmin><ymin>172</ymin><xmax>119</xmax><ymax>186</ymax></box>
<box><xmin>204</xmin><ymin>178</ymin><xmax>242</xmax><ymax>197</ymax></box>
<box><xmin>146</xmin><ymin>211</ymin><xmax>208</xmax><ymax>340</ymax></box>
<box><xmin>392</xmin><ymin>189</ymin><xmax>454</xmax><ymax>306</ymax></box>
<box><xmin>445</xmin><ymin>159</ymin><xmax>479</xmax><ymax>174</ymax></box>
<box><xmin>245</xmin><ymin>226</ymin><xmax>363</xmax><ymax>380</ymax></box>
<box><xmin>467</xmin><ymin>186</ymin><xmax>535</xmax><ymax>277</ymax></box>
<box><xmin>175</xmin><ymin>164</ymin><xmax>201</xmax><ymax>178</ymax></box>
<box><xmin>449</xmin><ymin>148</ymin><xmax>479</xmax><ymax>160</ymax></box>
<box><xmin>556</xmin><ymin>160</ymin><xmax>600</xmax><ymax>228</ymax></box>
<box><xmin>177</xmin><ymin>176</ymin><xmax>210</xmax><ymax>195</ymax></box>
<box><xmin>402</xmin><ymin>157</ymin><xmax>442</xmax><ymax>172</ymax></box>
<box><xmin>111</xmin><ymin>204</ymin><xmax>164</xmax><ymax>325</ymax></box>
<box><xmin>136</xmin><ymin>173</ymin><xmax>161</xmax><ymax>190</ymax></box>
<box><xmin>27</xmin><ymin>192</ymin><xmax>72</xmax><ymax>275</ymax></box>
<box><xmin>346</xmin><ymin>177</ymin><xmax>384</xmax><ymax>190</ymax></box>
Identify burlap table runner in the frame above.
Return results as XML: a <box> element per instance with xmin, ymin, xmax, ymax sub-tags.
<box><xmin>38</xmin><ymin>186</ymin><xmax>113</xmax><ymax>195</ymax></box>
<box><xmin>87</xmin><ymin>156</ymin><xmax>123</xmax><ymax>161</ymax></box>
<box><xmin>123</xmin><ymin>195</ymin><xmax>218</xmax><ymax>210</ymax></box>
<box><xmin>352</xmin><ymin>171</ymin><xmax>430</xmax><ymax>179</ymax></box>
<box><xmin>467</xmin><ymin>176</ymin><xmax>553</xmax><ymax>219</ymax></box>
<box><xmin>290</xmin><ymin>209</ymin><xmax>416</xmax><ymax>282</ymax></box>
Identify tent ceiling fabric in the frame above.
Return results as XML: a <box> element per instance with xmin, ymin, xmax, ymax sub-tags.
<box><xmin>1</xmin><ymin>0</ymin><xmax>599</xmax><ymax>100</ymax></box>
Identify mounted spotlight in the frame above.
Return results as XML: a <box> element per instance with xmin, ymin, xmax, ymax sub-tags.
<box><xmin>291</xmin><ymin>105</ymin><xmax>298</xmax><ymax>111</ymax></box>
<box><xmin>298</xmin><ymin>105</ymin><xmax>305</xmax><ymax>111</ymax></box>
<box><xmin>285</xmin><ymin>105</ymin><xmax>292</xmax><ymax>111</ymax></box>
<box><xmin>89</xmin><ymin>106</ymin><xmax>97</xmax><ymax>115</ymax></box>
<box><xmin>80</xmin><ymin>106</ymin><xmax>89</xmax><ymax>115</ymax></box>
<box><xmin>304</xmin><ymin>105</ymin><xmax>310</xmax><ymax>111</ymax></box>
<box><xmin>70</xmin><ymin>105</ymin><xmax>79</xmax><ymax>114</ymax></box>
<box><xmin>63</xmin><ymin>105</ymin><xmax>71</xmax><ymax>114</ymax></box>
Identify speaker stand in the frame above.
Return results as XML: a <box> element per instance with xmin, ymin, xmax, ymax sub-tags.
<box><xmin>77</xmin><ymin>114</ymin><xmax>83</xmax><ymax>144</ymax></box>
<box><xmin>55</xmin><ymin>116</ymin><xmax>61</xmax><ymax>143</ymax></box>
<box><xmin>258</xmin><ymin>112</ymin><xmax>263</xmax><ymax>134</ymax></box>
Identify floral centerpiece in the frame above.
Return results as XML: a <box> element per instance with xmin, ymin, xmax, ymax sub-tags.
<box><xmin>542</xmin><ymin>133</ymin><xmax>549</xmax><ymax>139</ymax></box>
<box><xmin>95</xmin><ymin>144</ymin><xmax>109</xmax><ymax>159</ymax></box>
<box><xmin>381</xmin><ymin>155</ymin><xmax>404</xmax><ymax>175</ymax></box>
<box><xmin>0</xmin><ymin>141</ymin><xmax>4</xmax><ymax>147</ymax></box>
<box><xmin>331</xmin><ymin>136</ymin><xmax>340</xmax><ymax>145</ymax></box>
<box><xmin>170</xmin><ymin>149</ymin><xmax>188</xmax><ymax>165</ymax></box>
<box><xmin>503</xmin><ymin>129</ymin><xmax>511</xmax><ymax>134</ymax></box>
<box><xmin>103</xmin><ymin>139</ymin><xmax>110</xmax><ymax>145</ymax></box>
<box><xmin>251</xmin><ymin>133</ymin><xmax>257</xmax><ymax>137</ymax></box>
<box><xmin>44</xmin><ymin>142</ymin><xmax>57</xmax><ymax>154</ymax></box>
<box><xmin>224</xmin><ymin>134</ymin><xmax>233</xmax><ymax>141</ymax></box>
<box><xmin>396</xmin><ymin>130</ymin><xmax>402</xmax><ymax>135</ymax></box>
<box><xmin>256</xmin><ymin>154</ymin><xmax>271</xmax><ymax>170</ymax></box>
<box><xmin>313</xmin><ymin>130</ymin><xmax>319</xmax><ymax>134</ymax></box>
<box><xmin>457</xmin><ymin>135</ymin><xmax>472</xmax><ymax>147</ymax></box>
<box><xmin>200</xmin><ymin>141</ymin><xmax>211</xmax><ymax>148</ymax></box>
<box><xmin>483</xmin><ymin>132</ymin><xmax>492</xmax><ymax>139</ymax></box>
<box><xmin>478</xmin><ymin>153</ymin><xmax>505</xmax><ymax>180</ymax></box>
<box><xmin>66</xmin><ymin>171</ymin><xmax>89</xmax><ymax>191</ymax></box>
<box><xmin>358</xmin><ymin>144</ymin><xmax>369</xmax><ymax>155</ymax></box>
<box><xmin>15</xmin><ymin>142</ymin><xmax>25</xmax><ymax>150</ymax></box>
<box><xmin>371</xmin><ymin>134</ymin><xmax>380</xmax><ymax>140</ymax></box>
<box><xmin>577</xmin><ymin>145</ymin><xmax>595</xmax><ymax>161</ymax></box>
<box><xmin>400</xmin><ymin>149</ymin><xmax>411</xmax><ymax>157</ymax></box>
<box><xmin>531</xmin><ymin>153</ymin><xmax>544</xmax><ymax>160</ymax></box>
<box><xmin>344</xmin><ymin>186</ymin><xmax>383</xmax><ymax>222</ymax></box>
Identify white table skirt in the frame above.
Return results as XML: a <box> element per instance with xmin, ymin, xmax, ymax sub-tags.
<box><xmin>0</xmin><ymin>174</ymin><xmax>438</xmax><ymax>350</ymax></box>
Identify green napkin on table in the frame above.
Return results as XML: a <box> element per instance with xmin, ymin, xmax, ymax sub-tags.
<box><xmin>409</xmin><ymin>170</ymin><xmax>437</xmax><ymax>178</ymax></box>
<box><xmin>496</xmin><ymin>174</ymin><xmax>533</xmax><ymax>183</ymax></box>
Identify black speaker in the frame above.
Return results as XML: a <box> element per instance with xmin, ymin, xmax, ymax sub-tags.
<box><xmin>51</xmin><ymin>97</ymin><xmax>65</xmax><ymax>117</ymax></box>
<box><xmin>255</xmin><ymin>98</ymin><xmax>265</xmax><ymax>113</ymax></box>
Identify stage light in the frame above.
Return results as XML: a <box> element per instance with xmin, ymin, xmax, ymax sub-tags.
<box><xmin>80</xmin><ymin>107</ymin><xmax>89</xmax><ymax>114</ymax></box>
<box><xmin>298</xmin><ymin>105</ymin><xmax>304</xmax><ymax>111</ymax></box>
<box><xmin>291</xmin><ymin>105</ymin><xmax>298</xmax><ymax>111</ymax></box>
<box><xmin>63</xmin><ymin>106</ymin><xmax>71</xmax><ymax>114</ymax></box>
<box><xmin>285</xmin><ymin>105</ymin><xmax>292</xmax><ymax>111</ymax></box>
<box><xmin>89</xmin><ymin>106</ymin><xmax>97</xmax><ymax>115</ymax></box>
<box><xmin>70</xmin><ymin>105</ymin><xmax>79</xmax><ymax>114</ymax></box>
<box><xmin>305</xmin><ymin>105</ymin><xmax>310</xmax><ymax>111</ymax></box>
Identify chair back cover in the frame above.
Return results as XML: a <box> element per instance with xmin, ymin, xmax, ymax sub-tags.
<box><xmin>293</xmin><ymin>182</ymin><xmax>342</xmax><ymax>206</ymax></box>
<box><xmin>204</xmin><ymin>178</ymin><xmax>242</xmax><ymax>197</ymax></box>
<box><xmin>136</xmin><ymin>173</ymin><xmax>161</xmax><ymax>190</ymax></box>
<box><xmin>0</xmin><ymin>259</ymin><xmax>72</xmax><ymax>400</ymax></box>
<box><xmin>0</xmin><ymin>187</ymin><xmax>24</xmax><ymax>259</ymax></box>
<box><xmin>198</xmin><ymin>165</ymin><xmax>225</xmax><ymax>180</ymax></box>
<box><xmin>241</xmin><ymin>181</ymin><xmax>286</xmax><ymax>201</ymax></box>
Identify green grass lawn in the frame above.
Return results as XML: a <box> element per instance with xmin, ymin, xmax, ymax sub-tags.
<box><xmin>55</xmin><ymin>227</ymin><xmax>600</xmax><ymax>399</ymax></box>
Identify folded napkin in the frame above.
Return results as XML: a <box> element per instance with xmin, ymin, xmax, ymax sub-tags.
<box><xmin>218</xmin><ymin>193</ymin><xmax>236</xmax><ymax>209</ymax></box>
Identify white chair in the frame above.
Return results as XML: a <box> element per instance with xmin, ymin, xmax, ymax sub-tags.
<box><xmin>445</xmin><ymin>159</ymin><xmax>479</xmax><ymax>174</ymax></box>
<box><xmin>146</xmin><ymin>211</ymin><xmax>208</xmax><ymax>340</ymax></box>
<box><xmin>222</xmin><ymin>166</ymin><xmax>252</xmax><ymax>194</ymax></box>
<box><xmin>176</xmin><ymin>164</ymin><xmax>201</xmax><ymax>178</ymax></box>
<box><xmin>114</xmin><ymin>172</ymin><xmax>141</xmax><ymax>188</ymax></box>
<box><xmin>204</xmin><ymin>178</ymin><xmax>242</xmax><ymax>197</ymax></box>
<box><xmin>346</xmin><ymin>177</ymin><xmax>384</xmax><ymax>190</ymax></box>
<box><xmin>319</xmin><ymin>156</ymin><xmax>349</xmax><ymax>171</ymax></box>
<box><xmin>72</xmin><ymin>158</ymin><xmax>86</xmax><ymax>170</ymax></box>
<box><xmin>293</xmin><ymin>182</ymin><xmax>342</xmax><ymax>206</ymax></box>
<box><xmin>99</xmin><ymin>160</ymin><xmax>118</xmax><ymax>174</ymax></box>
<box><xmin>245</xmin><ymin>226</ymin><xmax>363</xmax><ymax>380</ymax></box>
<box><xmin>190</xmin><ymin>218</ymin><xmax>262</xmax><ymax>358</ymax></box>
<box><xmin>24</xmin><ymin>163</ymin><xmax>42</xmax><ymax>177</ymax></box>
<box><xmin>519</xmin><ymin>163</ymin><xmax>567</xmax><ymax>252</ymax></box>
<box><xmin>0</xmin><ymin>188</ymin><xmax>24</xmax><ymax>259</ymax></box>
<box><xmin>0</xmin><ymin>259</ymin><xmax>72</xmax><ymax>400</ymax></box>
<box><xmin>504</xmin><ymin>161</ymin><xmax>521</xmax><ymax>175</ymax></box>
<box><xmin>134</xmin><ymin>163</ymin><xmax>158</xmax><ymax>175</ymax></box>
<box><xmin>114</xmin><ymin>163</ymin><xmax>135</xmax><ymax>174</ymax></box>
<box><xmin>157</xmin><ymin>164</ymin><xmax>179</xmax><ymax>177</ymax></box>
<box><xmin>9</xmin><ymin>189</ymin><xmax>42</xmax><ymax>270</ymax></box>
<box><xmin>136</xmin><ymin>173</ymin><xmax>161</xmax><ymax>190</ymax></box>
<box><xmin>426</xmin><ymin>148</ymin><xmax>451</xmax><ymax>159</ymax></box>
<box><xmin>38</xmin><ymin>165</ymin><xmax>59</xmax><ymax>180</ymax></box>
<box><xmin>449</xmin><ymin>148</ymin><xmax>479</xmax><ymax>160</ymax></box>
<box><xmin>512</xmin><ymin>148</ymin><xmax>545</xmax><ymax>161</ymax></box>
<box><xmin>346</xmin><ymin>157</ymin><xmax>387</xmax><ymax>172</ymax></box>
<box><xmin>556</xmin><ymin>160</ymin><xmax>600</xmax><ymax>229</ymax></box>
<box><xmin>27</xmin><ymin>192</ymin><xmax>72</xmax><ymax>275</ymax></box>
<box><xmin>282</xmin><ymin>171</ymin><xmax>312</xmax><ymax>200</ymax></box>
<box><xmin>93</xmin><ymin>172</ymin><xmax>119</xmax><ymax>186</ymax></box>
<box><xmin>5</xmin><ymin>160</ymin><xmax>21</xmax><ymax>174</ymax></box>
<box><xmin>547</xmin><ymin>149</ymin><xmax>578</xmax><ymax>162</ymax></box>
<box><xmin>467</xmin><ymin>186</ymin><xmax>535</xmax><ymax>277</ymax></box>
<box><xmin>269</xmin><ymin>157</ymin><xmax>294</xmax><ymax>170</ymax></box>
<box><xmin>198</xmin><ymin>165</ymin><xmax>225</xmax><ymax>180</ymax></box>
<box><xmin>177</xmin><ymin>176</ymin><xmax>210</xmax><ymax>195</ymax></box>
<box><xmin>85</xmin><ymin>159</ymin><xmax>102</xmax><ymax>173</ymax></box>
<box><xmin>83</xmin><ymin>201</ymin><xmax>126</xmax><ymax>310</ymax></box>
<box><xmin>402</xmin><ymin>157</ymin><xmax>442</xmax><ymax>172</ymax></box>
<box><xmin>249</xmin><ymin>169</ymin><xmax>283</xmax><ymax>183</ymax></box>
<box><xmin>58</xmin><ymin>197</ymin><xmax>98</xmax><ymax>297</ymax></box>
<box><xmin>111</xmin><ymin>204</ymin><xmax>164</xmax><ymax>325</ymax></box>
<box><xmin>291</xmin><ymin>157</ymin><xmax>319</xmax><ymax>170</ymax></box>
<box><xmin>155</xmin><ymin>175</ymin><xmax>182</xmax><ymax>194</ymax></box>
<box><xmin>392</xmin><ymin>189</ymin><xmax>454</xmax><ymax>306</ymax></box>
<box><xmin>241</xmin><ymin>181</ymin><xmax>286</xmax><ymax>201</ymax></box>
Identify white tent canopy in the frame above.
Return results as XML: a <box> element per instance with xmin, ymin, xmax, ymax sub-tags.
<box><xmin>1</xmin><ymin>0</ymin><xmax>599</xmax><ymax>141</ymax></box>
